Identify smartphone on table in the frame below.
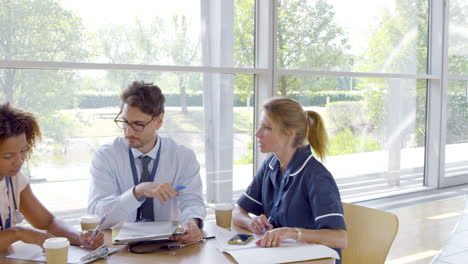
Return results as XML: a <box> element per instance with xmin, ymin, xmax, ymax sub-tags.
<box><xmin>227</xmin><ymin>234</ymin><xmax>254</xmax><ymax>245</ymax></box>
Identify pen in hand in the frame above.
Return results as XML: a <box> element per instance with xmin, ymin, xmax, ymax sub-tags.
<box><xmin>175</xmin><ymin>185</ymin><xmax>186</xmax><ymax>191</ymax></box>
<box><xmin>89</xmin><ymin>215</ymin><xmax>107</xmax><ymax>241</ymax></box>
<box><xmin>264</xmin><ymin>216</ymin><xmax>272</xmax><ymax>233</ymax></box>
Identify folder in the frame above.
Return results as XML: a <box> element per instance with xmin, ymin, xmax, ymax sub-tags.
<box><xmin>113</xmin><ymin>221</ymin><xmax>178</xmax><ymax>244</ymax></box>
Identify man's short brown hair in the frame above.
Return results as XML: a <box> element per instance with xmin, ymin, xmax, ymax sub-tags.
<box><xmin>120</xmin><ymin>81</ymin><xmax>165</xmax><ymax>116</ymax></box>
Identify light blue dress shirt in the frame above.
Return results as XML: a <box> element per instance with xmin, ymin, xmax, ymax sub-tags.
<box><xmin>88</xmin><ymin>136</ymin><xmax>206</xmax><ymax>229</ymax></box>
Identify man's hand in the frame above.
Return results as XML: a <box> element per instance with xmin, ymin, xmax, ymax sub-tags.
<box><xmin>133</xmin><ymin>182</ymin><xmax>179</xmax><ymax>204</ymax></box>
<box><xmin>172</xmin><ymin>219</ymin><xmax>202</xmax><ymax>244</ymax></box>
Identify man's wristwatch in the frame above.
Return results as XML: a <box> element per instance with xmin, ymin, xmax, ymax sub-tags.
<box><xmin>295</xmin><ymin>227</ymin><xmax>302</xmax><ymax>242</ymax></box>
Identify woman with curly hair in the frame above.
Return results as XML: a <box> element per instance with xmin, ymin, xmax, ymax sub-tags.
<box><xmin>0</xmin><ymin>102</ymin><xmax>104</xmax><ymax>252</ymax></box>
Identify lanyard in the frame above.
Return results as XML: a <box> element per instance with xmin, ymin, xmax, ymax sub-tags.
<box><xmin>6</xmin><ymin>177</ymin><xmax>18</xmax><ymax>211</ymax></box>
<box><xmin>0</xmin><ymin>177</ymin><xmax>16</xmax><ymax>231</ymax></box>
<box><xmin>128</xmin><ymin>142</ymin><xmax>162</xmax><ymax>186</ymax></box>
<box><xmin>0</xmin><ymin>214</ymin><xmax>11</xmax><ymax>231</ymax></box>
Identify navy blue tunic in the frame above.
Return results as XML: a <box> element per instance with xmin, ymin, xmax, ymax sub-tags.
<box><xmin>237</xmin><ymin>145</ymin><xmax>346</xmax><ymax>263</ymax></box>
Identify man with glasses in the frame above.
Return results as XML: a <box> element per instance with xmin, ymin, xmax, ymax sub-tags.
<box><xmin>88</xmin><ymin>81</ymin><xmax>206</xmax><ymax>244</ymax></box>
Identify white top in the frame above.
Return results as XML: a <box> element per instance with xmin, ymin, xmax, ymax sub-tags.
<box><xmin>0</xmin><ymin>172</ymin><xmax>28</xmax><ymax>229</ymax></box>
<box><xmin>88</xmin><ymin>136</ymin><xmax>206</xmax><ymax>229</ymax></box>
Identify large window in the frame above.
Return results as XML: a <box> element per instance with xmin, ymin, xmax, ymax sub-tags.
<box><xmin>276</xmin><ymin>75</ymin><xmax>427</xmax><ymax>199</ymax></box>
<box><xmin>275</xmin><ymin>0</ymin><xmax>433</xmax><ymax>199</ymax></box>
<box><xmin>442</xmin><ymin>0</ymin><xmax>468</xmax><ymax>184</ymax></box>
<box><xmin>2</xmin><ymin>0</ymin><xmax>255</xmax><ymax>67</ymax></box>
<box><xmin>1</xmin><ymin>0</ymin><xmax>466</xmax><ymax>224</ymax></box>
<box><xmin>276</xmin><ymin>0</ymin><xmax>428</xmax><ymax>74</ymax></box>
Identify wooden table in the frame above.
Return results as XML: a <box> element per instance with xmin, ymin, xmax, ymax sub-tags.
<box><xmin>2</xmin><ymin>222</ymin><xmax>335</xmax><ymax>264</ymax></box>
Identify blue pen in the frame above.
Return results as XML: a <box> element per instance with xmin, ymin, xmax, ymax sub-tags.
<box><xmin>175</xmin><ymin>185</ymin><xmax>186</xmax><ymax>191</ymax></box>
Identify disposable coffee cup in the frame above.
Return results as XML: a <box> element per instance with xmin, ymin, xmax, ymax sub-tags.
<box><xmin>215</xmin><ymin>203</ymin><xmax>234</xmax><ymax>229</ymax></box>
<box><xmin>43</xmin><ymin>237</ymin><xmax>69</xmax><ymax>264</ymax></box>
<box><xmin>80</xmin><ymin>215</ymin><xmax>100</xmax><ymax>231</ymax></box>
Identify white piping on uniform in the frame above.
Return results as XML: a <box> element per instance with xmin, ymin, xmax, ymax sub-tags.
<box><xmin>243</xmin><ymin>192</ymin><xmax>262</xmax><ymax>206</ymax></box>
<box><xmin>315</xmin><ymin>213</ymin><xmax>344</xmax><ymax>221</ymax></box>
<box><xmin>269</xmin><ymin>162</ymin><xmax>275</xmax><ymax>170</ymax></box>
<box><xmin>290</xmin><ymin>154</ymin><xmax>314</xmax><ymax>176</ymax></box>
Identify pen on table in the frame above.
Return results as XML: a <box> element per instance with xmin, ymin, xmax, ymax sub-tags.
<box><xmin>175</xmin><ymin>185</ymin><xmax>186</xmax><ymax>191</ymax></box>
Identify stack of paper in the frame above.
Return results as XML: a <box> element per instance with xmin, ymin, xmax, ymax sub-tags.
<box><xmin>214</xmin><ymin>226</ymin><xmax>339</xmax><ymax>264</ymax></box>
<box><xmin>113</xmin><ymin>221</ymin><xmax>177</xmax><ymax>244</ymax></box>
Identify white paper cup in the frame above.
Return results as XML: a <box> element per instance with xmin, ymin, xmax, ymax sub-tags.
<box><xmin>43</xmin><ymin>237</ymin><xmax>69</xmax><ymax>264</ymax></box>
<box><xmin>215</xmin><ymin>203</ymin><xmax>234</xmax><ymax>229</ymax></box>
<box><xmin>80</xmin><ymin>215</ymin><xmax>100</xmax><ymax>231</ymax></box>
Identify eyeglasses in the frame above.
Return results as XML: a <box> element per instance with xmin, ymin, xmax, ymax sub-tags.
<box><xmin>114</xmin><ymin>113</ymin><xmax>157</xmax><ymax>132</ymax></box>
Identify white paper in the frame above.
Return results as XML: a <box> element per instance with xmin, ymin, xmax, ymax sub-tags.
<box><xmin>113</xmin><ymin>221</ymin><xmax>176</xmax><ymax>244</ymax></box>
<box><xmin>214</xmin><ymin>226</ymin><xmax>339</xmax><ymax>264</ymax></box>
<box><xmin>5</xmin><ymin>241</ymin><xmax>116</xmax><ymax>264</ymax></box>
<box><xmin>226</xmin><ymin>243</ymin><xmax>339</xmax><ymax>264</ymax></box>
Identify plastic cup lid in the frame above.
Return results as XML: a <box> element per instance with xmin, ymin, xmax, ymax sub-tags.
<box><xmin>43</xmin><ymin>237</ymin><xmax>70</xmax><ymax>249</ymax></box>
<box><xmin>215</xmin><ymin>203</ymin><xmax>234</xmax><ymax>210</ymax></box>
<box><xmin>80</xmin><ymin>215</ymin><xmax>100</xmax><ymax>223</ymax></box>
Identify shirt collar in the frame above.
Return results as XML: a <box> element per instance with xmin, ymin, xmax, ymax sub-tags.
<box><xmin>268</xmin><ymin>145</ymin><xmax>314</xmax><ymax>177</ymax></box>
<box><xmin>130</xmin><ymin>136</ymin><xmax>161</xmax><ymax>160</ymax></box>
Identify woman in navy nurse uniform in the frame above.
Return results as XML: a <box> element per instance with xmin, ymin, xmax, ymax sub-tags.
<box><xmin>233</xmin><ymin>97</ymin><xmax>347</xmax><ymax>262</ymax></box>
<box><xmin>0</xmin><ymin>102</ymin><xmax>103</xmax><ymax>252</ymax></box>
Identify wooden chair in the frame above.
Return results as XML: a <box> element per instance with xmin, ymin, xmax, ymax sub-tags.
<box><xmin>342</xmin><ymin>202</ymin><xmax>399</xmax><ymax>264</ymax></box>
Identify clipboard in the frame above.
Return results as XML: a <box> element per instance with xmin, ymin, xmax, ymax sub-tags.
<box><xmin>113</xmin><ymin>221</ymin><xmax>181</xmax><ymax>244</ymax></box>
<box><xmin>114</xmin><ymin>233</ymin><xmax>174</xmax><ymax>244</ymax></box>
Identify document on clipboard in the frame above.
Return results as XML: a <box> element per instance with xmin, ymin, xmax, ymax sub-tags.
<box><xmin>113</xmin><ymin>221</ymin><xmax>178</xmax><ymax>244</ymax></box>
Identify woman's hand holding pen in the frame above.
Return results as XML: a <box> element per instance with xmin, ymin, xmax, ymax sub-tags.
<box><xmin>248</xmin><ymin>214</ymin><xmax>273</xmax><ymax>234</ymax></box>
<box><xmin>80</xmin><ymin>230</ymin><xmax>104</xmax><ymax>250</ymax></box>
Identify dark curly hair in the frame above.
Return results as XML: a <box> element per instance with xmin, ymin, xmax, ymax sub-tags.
<box><xmin>0</xmin><ymin>102</ymin><xmax>41</xmax><ymax>155</ymax></box>
<box><xmin>120</xmin><ymin>81</ymin><xmax>165</xmax><ymax>116</ymax></box>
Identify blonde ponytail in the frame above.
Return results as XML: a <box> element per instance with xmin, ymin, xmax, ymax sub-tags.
<box><xmin>305</xmin><ymin>111</ymin><xmax>328</xmax><ymax>161</ymax></box>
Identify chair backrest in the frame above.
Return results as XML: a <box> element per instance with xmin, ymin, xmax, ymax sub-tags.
<box><xmin>342</xmin><ymin>202</ymin><xmax>399</xmax><ymax>264</ymax></box>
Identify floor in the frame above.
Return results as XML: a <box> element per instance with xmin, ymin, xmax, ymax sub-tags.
<box><xmin>433</xmin><ymin>200</ymin><xmax>468</xmax><ymax>264</ymax></box>
<box><xmin>357</xmin><ymin>184</ymin><xmax>468</xmax><ymax>264</ymax></box>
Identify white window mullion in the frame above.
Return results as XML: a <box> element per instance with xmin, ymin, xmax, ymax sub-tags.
<box><xmin>253</xmin><ymin>0</ymin><xmax>276</xmax><ymax>173</ymax></box>
<box><xmin>425</xmin><ymin>0</ymin><xmax>448</xmax><ymax>188</ymax></box>
<box><xmin>200</xmin><ymin>0</ymin><xmax>234</xmax><ymax>203</ymax></box>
